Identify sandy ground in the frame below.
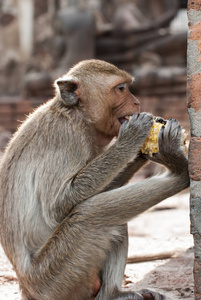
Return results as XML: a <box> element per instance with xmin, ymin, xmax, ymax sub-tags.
<box><xmin>0</xmin><ymin>190</ymin><xmax>193</xmax><ymax>300</ymax></box>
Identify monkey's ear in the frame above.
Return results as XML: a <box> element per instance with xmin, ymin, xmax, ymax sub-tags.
<box><xmin>56</xmin><ymin>78</ymin><xmax>80</xmax><ymax>106</ymax></box>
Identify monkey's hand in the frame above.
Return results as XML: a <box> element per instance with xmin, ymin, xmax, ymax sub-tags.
<box><xmin>118</xmin><ymin>112</ymin><xmax>153</xmax><ymax>155</ymax></box>
<box><xmin>141</xmin><ymin>117</ymin><xmax>187</xmax><ymax>156</ymax></box>
<box><xmin>147</xmin><ymin>119</ymin><xmax>188</xmax><ymax>176</ymax></box>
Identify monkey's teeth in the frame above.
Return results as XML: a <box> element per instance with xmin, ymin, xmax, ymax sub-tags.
<box><xmin>119</xmin><ymin>116</ymin><xmax>129</xmax><ymax>124</ymax></box>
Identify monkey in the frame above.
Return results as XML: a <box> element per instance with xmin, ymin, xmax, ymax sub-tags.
<box><xmin>0</xmin><ymin>59</ymin><xmax>189</xmax><ymax>300</ymax></box>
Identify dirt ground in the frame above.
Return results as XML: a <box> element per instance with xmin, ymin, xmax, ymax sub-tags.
<box><xmin>0</xmin><ymin>189</ymin><xmax>193</xmax><ymax>300</ymax></box>
<box><xmin>125</xmin><ymin>189</ymin><xmax>194</xmax><ymax>299</ymax></box>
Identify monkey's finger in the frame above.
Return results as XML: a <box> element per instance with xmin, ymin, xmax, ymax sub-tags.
<box><xmin>138</xmin><ymin>113</ymin><xmax>154</xmax><ymax>129</ymax></box>
<box><xmin>166</xmin><ymin>120</ymin><xmax>182</xmax><ymax>151</ymax></box>
<box><xmin>139</xmin><ymin>112</ymin><xmax>154</xmax><ymax>121</ymax></box>
<box><xmin>130</xmin><ymin>112</ymin><xmax>140</xmax><ymax>120</ymax></box>
<box><xmin>130</xmin><ymin>112</ymin><xmax>152</xmax><ymax>124</ymax></box>
<box><xmin>158</xmin><ymin>123</ymin><xmax>176</xmax><ymax>153</ymax></box>
<box><xmin>160</xmin><ymin>119</ymin><xmax>172</xmax><ymax>140</ymax></box>
<box><xmin>129</xmin><ymin>112</ymin><xmax>153</xmax><ymax>134</ymax></box>
<box><xmin>161</xmin><ymin>119</ymin><xmax>180</xmax><ymax>143</ymax></box>
<box><xmin>157</xmin><ymin>124</ymin><xmax>166</xmax><ymax>151</ymax></box>
<box><xmin>169</xmin><ymin>121</ymin><xmax>181</xmax><ymax>141</ymax></box>
<box><xmin>154</xmin><ymin>116</ymin><xmax>167</xmax><ymax>125</ymax></box>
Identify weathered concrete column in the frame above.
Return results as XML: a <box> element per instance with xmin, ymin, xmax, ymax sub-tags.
<box><xmin>18</xmin><ymin>0</ymin><xmax>34</xmax><ymax>59</ymax></box>
<box><xmin>187</xmin><ymin>1</ymin><xmax>201</xmax><ymax>299</ymax></box>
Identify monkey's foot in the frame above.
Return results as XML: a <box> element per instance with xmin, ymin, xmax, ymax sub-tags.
<box><xmin>138</xmin><ymin>289</ymin><xmax>166</xmax><ymax>300</ymax></box>
<box><xmin>108</xmin><ymin>290</ymin><xmax>144</xmax><ymax>299</ymax></box>
<box><xmin>97</xmin><ymin>288</ymin><xmax>165</xmax><ymax>300</ymax></box>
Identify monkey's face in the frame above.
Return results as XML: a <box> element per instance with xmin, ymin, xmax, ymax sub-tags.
<box><xmin>109</xmin><ymin>81</ymin><xmax>140</xmax><ymax>135</ymax></box>
<box><xmin>84</xmin><ymin>79</ymin><xmax>140</xmax><ymax>145</ymax></box>
<box><xmin>56</xmin><ymin>60</ymin><xmax>140</xmax><ymax>147</ymax></box>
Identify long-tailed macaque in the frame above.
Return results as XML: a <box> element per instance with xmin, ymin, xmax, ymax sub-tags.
<box><xmin>0</xmin><ymin>60</ymin><xmax>189</xmax><ymax>300</ymax></box>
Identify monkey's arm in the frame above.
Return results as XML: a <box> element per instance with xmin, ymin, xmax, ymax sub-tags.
<box><xmin>56</xmin><ymin>113</ymin><xmax>153</xmax><ymax>207</ymax></box>
<box><xmin>102</xmin><ymin>152</ymin><xmax>148</xmax><ymax>192</ymax></box>
<box><xmin>77</xmin><ymin>119</ymin><xmax>189</xmax><ymax>226</ymax></box>
<box><xmin>104</xmin><ymin>118</ymin><xmax>188</xmax><ymax>192</ymax></box>
<box><xmin>78</xmin><ymin>165</ymin><xmax>189</xmax><ymax>228</ymax></box>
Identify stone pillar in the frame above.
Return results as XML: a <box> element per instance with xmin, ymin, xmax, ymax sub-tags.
<box><xmin>187</xmin><ymin>1</ymin><xmax>201</xmax><ymax>299</ymax></box>
<box><xmin>18</xmin><ymin>0</ymin><xmax>34</xmax><ymax>59</ymax></box>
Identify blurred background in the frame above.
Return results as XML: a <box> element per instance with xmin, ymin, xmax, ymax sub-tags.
<box><xmin>0</xmin><ymin>0</ymin><xmax>188</xmax><ymax>158</ymax></box>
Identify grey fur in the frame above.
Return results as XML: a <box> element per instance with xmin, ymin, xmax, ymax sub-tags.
<box><xmin>0</xmin><ymin>60</ymin><xmax>189</xmax><ymax>300</ymax></box>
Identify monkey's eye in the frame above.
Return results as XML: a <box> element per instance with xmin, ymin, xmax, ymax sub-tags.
<box><xmin>117</xmin><ymin>83</ymin><xmax>126</xmax><ymax>92</ymax></box>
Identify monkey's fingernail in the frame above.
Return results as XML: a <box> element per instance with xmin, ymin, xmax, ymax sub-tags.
<box><xmin>155</xmin><ymin>117</ymin><xmax>163</xmax><ymax>123</ymax></box>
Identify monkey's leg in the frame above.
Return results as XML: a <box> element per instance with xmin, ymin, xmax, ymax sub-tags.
<box><xmin>20</xmin><ymin>214</ymin><xmax>117</xmax><ymax>300</ymax></box>
<box><xmin>106</xmin><ymin>289</ymin><xmax>166</xmax><ymax>300</ymax></box>
<box><xmin>95</xmin><ymin>224</ymin><xmax>129</xmax><ymax>299</ymax></box>
<box><xmin>22</xmin><ymin>173</ymin><xmax>180</xmax><ymax>300</ymax></box>
<box><xmin>95</xmin><ymin>225</ymin><xmax>165</xmax><ymax>300</ymax></box>
<box><xmin>19</xmin><ymin>213</ymin><xmax>161</xmax><ymax>300</ymax></box>
<box><xmin>95</xmin><ymin>225</ymin><xmax>144</xmax><ymax>300</ymax></box>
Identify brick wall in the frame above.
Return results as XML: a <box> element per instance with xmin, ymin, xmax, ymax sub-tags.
<box><xmin>0</xmin><ymin>97</ymin><xmax>33</xmax><ymax>132</ymax></box>
<box><xmin>140</xmin><ymin>94</ymin><xmax>189</xmax><ymax>135</ymax></box>
<box><xmin>0</xmin><ymin>93</ymin><xmax>189</xmax><ymax>137</ymax></box>
<box><xmin>0</xmin><ymin>93</ymin><xmax>189</xmax><ymax>136</ymax></box>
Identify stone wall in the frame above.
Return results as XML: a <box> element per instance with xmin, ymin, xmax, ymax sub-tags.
<box><xmin>187</xmin><ymin>1</ymin><xmax>201</xmax><ymax>299</ymax></box>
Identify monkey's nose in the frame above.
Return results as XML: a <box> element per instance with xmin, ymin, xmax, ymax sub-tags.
<box><xmin>133</xmin><ymin>96</ymin><xmax>140</xmax><ymax>105</ymax></box>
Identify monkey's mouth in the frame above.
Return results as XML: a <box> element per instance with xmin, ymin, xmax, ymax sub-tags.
<box><xmin>118</xmin><ymin>116</ymin><xmax>130</xmax><ymax>124</ymax></box>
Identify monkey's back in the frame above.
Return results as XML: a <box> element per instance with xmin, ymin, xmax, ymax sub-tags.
<box><xmin>0</xmin><ymin>99</ymin><xmax>96</xmax><ymax>273</ymax></box>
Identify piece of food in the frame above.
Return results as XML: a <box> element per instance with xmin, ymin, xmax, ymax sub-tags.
<box><xmin>141</xmin><ymin>119</ymin><xmax>188</xmax><ymax>156</ymax></box>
